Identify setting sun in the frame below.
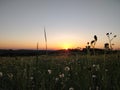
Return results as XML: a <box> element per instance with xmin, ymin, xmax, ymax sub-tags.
<box><xmin>62</xmin><ymin>43</ymin><xmax>72</xmax><ymax>50</ymax></box>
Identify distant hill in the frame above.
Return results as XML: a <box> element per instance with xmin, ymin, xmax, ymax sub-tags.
<box><xmin>0</xmin><ymin>49</ymin><xmax>119</xmax><ymax>56</ymax></box>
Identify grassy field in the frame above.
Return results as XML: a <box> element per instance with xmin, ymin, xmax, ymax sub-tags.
<box><xmin>0</xmin><ymin>53</ymin><xmax>120</xmax><ymax>90</ymax></box>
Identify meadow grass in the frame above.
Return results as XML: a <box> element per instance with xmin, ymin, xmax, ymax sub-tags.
<box><xmin>0</xmin><ymin>53</ymin><xmax>120</xmax><ymax>90</ymax></box>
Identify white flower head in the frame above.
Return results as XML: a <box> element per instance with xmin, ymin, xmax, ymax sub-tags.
<box><xmin>69</xmin><ymin>87</ymin><xmax>74</xmax><ymax>90</ymax></box>
<box><xmin>55</xmin><ymin>77</ymin><xmax>59</xmax><ymax>81</ymax></box>
<box><xmin>48</xmin><ymin>69</ymin><xmax>52</xmax><ymax>74</ymax></box>
<box><xmin>64</xmin><ymin>66</ymin><xmax>70</xmax><ymax>71</ymax></box>
<box><xmin>30</xmin><ymin>76</ymin><xmax>34</xmax><ymax>80</ymax></box>
<box><xmin>92</xmin><ymin>74</ymin><xmax>96</xmax><ymax>78</ymax></box>
<box><xmin>59</xmin><ymin>73</ymin><xmax>64</xmax><ymax>78</ymax></box>
<box><xmin>105</xmin><ymin>69</ymin><xmax>108</xmax><ymax>72</ymax></box>
<box><xmin>0</xmin><ymin>72</ymin><xmax>3</xmax><ymax>77</ymax></box>
<box><xmin>92</xmin><ymin>64</ymin><xmax>96</xmax><ymax>68</ymax></box>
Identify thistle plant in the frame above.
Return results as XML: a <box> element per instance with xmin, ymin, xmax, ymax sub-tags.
<box><xmin>106</xmin><ymin>32</ymin><xmax>117</xmax><ymax>50</ymax></box>
<box><xmin>86</xmin><ymin>42</ymin><xmax>90</xmax><ymax>55</ymax></box>
<box><xmin>104</xmin><ymin>43</ymin><xmax>109</xmax><ymax>50</ymax></box>
<box><xmin>91</xmin><ymin>35</ymin><xmax>97</xmax><ymax>55</ymax></box>
<box><xmin>91</xmin><ymin>35</ymin><xmax>97</xmax><ymax>49</ymax></box>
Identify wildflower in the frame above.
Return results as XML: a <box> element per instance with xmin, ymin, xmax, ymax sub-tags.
<box><xmin>0</xmin><ymin>72</ymin><xmax>3</xmax><ymax>77</ymax></box>
<box><xmin>55</xmin><ymin>77</ymin><xmax>59</xmax><ymax>81</ymax></box>
<box><xmin>92</xmin><ymin>74</ymin><xmax>96</xmax><ymax>78</ymax></box>
<box><xmin>92</xmin><ymin>64</ymin><xmax>96</xmax><ymax>68</ymax></box>
<box><xmin>59</xmin><ymin>73</ymin><xmax>64</xmax><ymax>78</ymax></box>
<box><xmin>105</xmin><ymin>69</ymin><xmax>108</xmax><ymax>72</ymax></box>
<box><xmin>30</xmin><ymin>76</ymin><xmax>34</xmax><ymax>80</ymax></box>
<box><xmin>48</xmin><ymin>69</ymin><xmax>52</xmax><ymax>74</ymax></box>
<box><xmin>64</xmin><ymin>66</ymin><xmax>70</xmax><ymax>71</ymax></box>
<box><xmin>96</xmin><ymin>64</ymin><xmax>100</xmax><ymax>70</ymax></box>
<box><xmin>69</xmin><ymin>87</ymin><xmax>74</xmax><ymax>90</ymax></box>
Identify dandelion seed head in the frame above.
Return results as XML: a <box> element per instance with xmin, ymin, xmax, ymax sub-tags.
<box><xmin>69</xmin><ymin>87</ymin><xmax>74</xmax><ymax>90</ymax></box>
<box><xmin>59</xmin><ymin>73</ymin><xmax>64</xmax><ymax>78</ymax></box>
<box><xmin>64</xmin><ymin>66</ymin><xmax>70</xmax><ymax>71</ymax></box>
<box><xmin>30</xmin><ymin>76</ymin><xmax>34</xmax><ymax>80</ymax></box>
<box><xmin>55</xmin><ymin>77</ymin><xmax>59</xmax><ymax>81</ymax></box>
<box><xmin>92</xmin><ymin>64</ymin><xmax>96</xmax><ymax>68</ymax></box>
<box><xmin>48</xmin><ymin>69</ymin><xmax>52</xmax><ymax>74</ymax></box>
<box><xmin>92</xmin><ymin>74</ymin><xmax>96</xmax><ymax>78</ymax></box>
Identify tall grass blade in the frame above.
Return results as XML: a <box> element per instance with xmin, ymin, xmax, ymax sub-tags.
<box><xmin>37</xmin><ymin>42</ymin><xmax>39</xmax><ymax>51</ymax></box>
<box><xmin>36</xmin><ymin>42</ymin><xmax>39</xmax><ymax>67</ymax></box>
<box><xmin>44</xmin><ymin>27</ymin><xmax>47</xmax><ymax>55</ymax></box>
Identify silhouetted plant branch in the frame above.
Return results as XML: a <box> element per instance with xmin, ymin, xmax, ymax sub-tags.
<box><xmin>91</xmin><ymin>35</ymin><xmax>97</xmax><ymax>49</ymax></box>
<box><xmin>91</xmin><ymin>35</ymin><xmax>98</xmax><ymax>55</ymax></box>
<box><xmin>106</xmin><ymin>32</ymin><xmax>117</xmax><ymax>50</ymax></box>
<box><xmin>86</xmin><ymin>35</ymin><xmax>98</xmax><ymax>55</ymax></box>
<box><xmin>104</xmin><ymin>43</ymin><xmax>109</xmax><ymax>50</ymax></box>
<box><xmin>86</xmin><ymin>42</ymin><xmax>90</xmax><ymax>55</ymax></box>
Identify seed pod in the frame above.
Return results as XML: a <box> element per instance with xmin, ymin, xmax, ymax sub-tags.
<box><xmin>106</xmin><ymin>33</ymin><xmax>109</xmax><ymax>35</ymax></box>
<box><xmin>94</xmin><ymin>35</ymin><xmax>97</xmax><ymax>41</ymax></box>
<box><xmin>114</xmin><ymin>35</ymin><xmax>117</xmax><ymax>38</ymax></box>
<box><xmin>91</xmin><ymin>40</ymin><xmax>95</xmax><ymax>45</ymax></box>
<box><xmin>87</xmin><ymin>42</ymin><xmax>89</xmax><ymax>45</ymax></box>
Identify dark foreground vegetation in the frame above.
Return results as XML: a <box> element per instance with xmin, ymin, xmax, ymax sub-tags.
<box><xmin>0</xmin><ymin>50</ymin><xmax>120</xmax><ymax>90</ymax></box>
<box><xmin>0</xmin><ymin>49</ymin><xmax>119</xmax><ymax>56</ymax></box>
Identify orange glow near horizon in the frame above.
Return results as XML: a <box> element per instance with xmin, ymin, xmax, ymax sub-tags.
<box><xmin>62</xmin><ymin>43</ymin><xmax>72</xmax><ymax>50</ymax></box>
<box><xmin>0</xmin><ymin>40</ymin><xmax>119</xmax><ymax>50</ymax></box>
<box><xmin>0</xmin><ymin>41</ymin><xmax>75</xmax><ymax>50</ymax></box>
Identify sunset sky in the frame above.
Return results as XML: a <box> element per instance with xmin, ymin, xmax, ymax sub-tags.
<box><xmin>0</xmin><ymin>0</ymin><xmax>120</xmax><ymax>50</ymax></box>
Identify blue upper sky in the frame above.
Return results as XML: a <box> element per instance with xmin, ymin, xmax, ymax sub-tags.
<box><xmin>0</xmin><ymin>0</ymin><xmax>120</xmax><ymax>49</ymax></box>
